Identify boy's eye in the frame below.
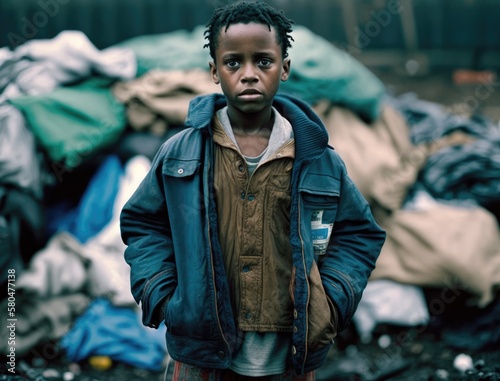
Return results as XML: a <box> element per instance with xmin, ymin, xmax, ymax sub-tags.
<box><xmin>258</xmin><ymin>59</ymin><xmax>272</xmax><ymax>67</ymax></box>
<box><xmin>226</xmin><ymin>60</ymin><xmax>240</xmax><ymax>68</ymax></box>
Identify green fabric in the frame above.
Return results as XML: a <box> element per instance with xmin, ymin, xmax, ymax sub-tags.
<box><xmin>117</xmin><ymin>25</ymin><xmax>384</xmax><ymax>122</ymax></box>
<box><xmin>116</xmin><ymin>26</ymin><xmax>211</xmax><ymax>77</ymax></box>
<box><xmin>282</xmin><ymin>26</ymin><xmax>385</xmax><ymax>123</ymax></box>
<box><xmin>10</xmin><ymin>78</ymin><xmax>126</xmax><ymax>169</ymax></box>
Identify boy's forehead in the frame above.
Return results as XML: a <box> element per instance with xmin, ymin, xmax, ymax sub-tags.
<box><xmin>217</xmin><ymin>22</ymin><xmax>280</xmax><ymax>49</ymax></box>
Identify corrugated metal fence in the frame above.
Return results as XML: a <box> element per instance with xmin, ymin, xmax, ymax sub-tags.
<box><xmin>1</xmin><ymin>0</ymin><xmax>499</xmax><ymax>66</ymax></box>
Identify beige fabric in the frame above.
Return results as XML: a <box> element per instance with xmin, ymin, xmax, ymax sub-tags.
<box><xmin>371</xmin><ymin>203</ymin><xmax>500</xmax><ymax>307</ymax></box>
<box><xmin>112</xmin><ymin>69</ymin><xmax>221</xmax><ymax>134</ymax></box>
<box><xmin>316</xmin><ymin>103</ymin><xmax>478</xmax><ymax>216</ymax></box>
<box><xmin>315</xmin><ymin>102</ymin><xmax>426</xmax><ymax>214</ymax></box>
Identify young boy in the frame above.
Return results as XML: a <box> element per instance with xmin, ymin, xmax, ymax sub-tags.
<box><xmin>120</xmin><ymin>1</ymin><xmax>386</xmax><ymax>379</ymax></box>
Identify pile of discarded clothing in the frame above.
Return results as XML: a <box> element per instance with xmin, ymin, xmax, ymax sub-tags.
<box><xmin>0</xmin><ymin>24</ymin><xmax>499</xmax><ymax>378</ymax></box>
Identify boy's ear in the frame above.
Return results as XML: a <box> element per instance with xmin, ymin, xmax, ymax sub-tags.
<box><xmin>209</xmin><ymin>62</ymin><xmax>220</xmax><ymax>84</ymax></box>
<box><xmin>281</xmin><ymin>58</ymin><xmax>291</xmax><ymax>82</ymax></box>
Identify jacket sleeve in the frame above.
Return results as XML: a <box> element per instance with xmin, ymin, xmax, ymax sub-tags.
<box><xmin>319</xmin><ymin>161</ymin><xmax>386</xmax><ymax>331</ymax></box>
<box><xmin>120</xmin><ymin>146</ymin><xmax>177</xmax><ymax>328</ymax></box>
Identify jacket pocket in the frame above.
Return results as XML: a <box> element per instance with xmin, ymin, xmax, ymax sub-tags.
<box><xmin>300</xmin><ymin>173</ymin><xmax>341</xmax><ymax>255</ymax></box>
<box><xmin>141</xmin><ymin>269</ymin><xmax>176</xmax><ymax>328</ymax></box>
<box><xmin>300</xmin><ymin>173</ymin><xmax>340</xmax><ymax>220</ymax></box>
<box><xmin>307</xmin><ymin>261</ymin><xmax>337</xmax><ymax>350</ymax></box>
<box><xmin>162</xmin><ymin>158</ymin><xmax>200</xmax><ymax>177</ymax></box>
<box><xmin>267</xmin><ymin>170</ymin><xmax>292</xmax><ymax>236</ymax></box>
<box><xmin>269</xmin><ymin>188</ymin><xmax>291</xmax><ymax>236</ymax></box>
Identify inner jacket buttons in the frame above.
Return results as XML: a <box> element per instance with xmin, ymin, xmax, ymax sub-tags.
<box><xmin>217</xmin><ymin>351</ymin><xmax>225</xmax><ymax>359</ymax></box>
<box><xmin>238</xmin><ymin>164</ymin><xmax>245</xmax><ymax>172</ymax></box>
<box><xmin>242</xmin><ymin>266</ymin><xmax>250</xmax><ymax>272</ymax></box>
<box><xmin>293</xmin><ymin>309</ymin><xmax>298</xmax><ymax>319</ymax></box>
<box><xmin>292</xmin><ymin>346</ymin><xmax>297</xmax><ymax>355</ymax></box>
<box><xmin>247</xmin><ymin>194</ymin><xmax>255</xmax><ymax>201</ymax></box>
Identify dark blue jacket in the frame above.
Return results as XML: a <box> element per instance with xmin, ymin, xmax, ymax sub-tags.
<box><xmin>120</xmin><ymin>93</ymin><xmax>386</xmax><ymax>374</ymax></box>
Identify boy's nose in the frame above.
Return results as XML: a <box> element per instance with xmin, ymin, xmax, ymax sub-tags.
<box><xmin>241</xmin><ymin>65</ymin><xmax>258</xmax><ymax>82</ymax></box>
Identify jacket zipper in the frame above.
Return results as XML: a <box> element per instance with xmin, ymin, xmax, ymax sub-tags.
<box><xmin>207</xmin><ymin>148</ymin><xmax>231</xmax><ymax>354</ymax></box>
<box><xmin>207</xmin><ymin>221</ymin><xmax>230</xmax><ymax>349</ymax></box>
<box><xmin>297</xmin><ymin>195</ymin><xmax>309</xmax><ymax>372</ymax></box>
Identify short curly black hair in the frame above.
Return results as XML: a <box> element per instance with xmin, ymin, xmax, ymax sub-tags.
<box><xmin>204</xmin><ymin>1</ymin><xmax>294</xmax><ymax>61</ymax></box>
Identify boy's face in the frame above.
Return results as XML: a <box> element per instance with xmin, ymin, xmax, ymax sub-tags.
<box><xmin>210</xmin><ymin>22</ymin><xmax>290</xmax><ymax>115</ymax></box>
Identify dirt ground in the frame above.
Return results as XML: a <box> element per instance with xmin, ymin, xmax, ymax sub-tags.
<box><xmin>2</xmin><ymin>69</ymin><xmax>500</xmax><ymax>381</ymax></box>
<box><xmin>4</xmin><ymin>298</ymin><xmax>500</xmax><ymax>381</ymax></box>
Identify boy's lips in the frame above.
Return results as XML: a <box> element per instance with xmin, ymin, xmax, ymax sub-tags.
<box><xmin>239</xmin><ymin>88</ymin><xmax>261</xmax><ymax>95</ymax></box>
<box><xmin>238</xmin><ymin>89</ymin><xmax>263</xmax><ymax>100</ymax></box>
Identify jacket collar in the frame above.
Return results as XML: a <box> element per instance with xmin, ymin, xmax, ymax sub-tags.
<box><xmin>185</xmin><ymin>93</ymin><xmax>329</xmax><ymax>163</ymax></box>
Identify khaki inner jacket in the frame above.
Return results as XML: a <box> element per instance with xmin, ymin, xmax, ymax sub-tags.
<box><xmin>212</xmin><ymin>117</ymin><xmax>337</xmax><ymax>349</ymax></box>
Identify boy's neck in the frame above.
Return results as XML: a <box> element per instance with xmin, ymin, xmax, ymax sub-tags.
<box><xmin>225</xmin><ymin>106</ymin><xmax>274</xmax><ymax>157</ymax></box>
<box><xmin>227</xmin><ymin>106</ymin><xmax>274</xmax><ymax>137</ymax></box>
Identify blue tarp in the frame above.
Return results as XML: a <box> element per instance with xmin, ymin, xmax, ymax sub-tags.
<box><xmin>61</xmin><ymin>298</ymin><xmax>167</xmax><ymax>371</ymax></box>
<box><xmin>46</xmin><ymin>154</ymin><xmax>123</xmax><ymax>243</ymax></box>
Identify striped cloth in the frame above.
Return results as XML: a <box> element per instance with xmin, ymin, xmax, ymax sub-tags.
<box><xmin>171</xmin><ymin>362</ymin><xmax>315</xmax><ymax>381</ymax></box>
